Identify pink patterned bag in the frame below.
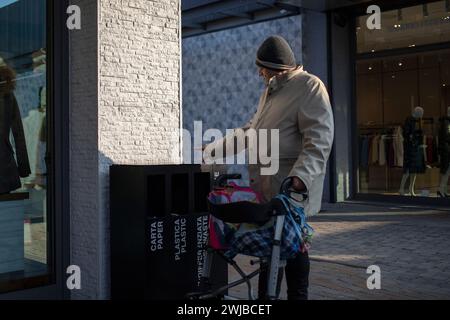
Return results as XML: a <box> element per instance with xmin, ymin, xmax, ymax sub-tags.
<box><xmin>208</xmin><ymin>183</ymin><xmax>262</xmax><ymax>250</ymax></box>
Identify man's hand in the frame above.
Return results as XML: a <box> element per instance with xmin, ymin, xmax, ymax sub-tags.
<box><xmin>292</xmin><ymin>176</ymin><xmax>307</xmax><ymax>192</ymax></box>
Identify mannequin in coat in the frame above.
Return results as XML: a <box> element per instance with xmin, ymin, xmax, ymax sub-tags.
<box><xmin>399</xmin><ymin>107</ymin><xmax>425</xmax><ymax>196</ymax></box>
<box><xmin>0</xmin><ymin>62</ymin><xmax>31</xmax><ymax>194</ymax></box>
<box><xmin>438</xmin><ymin>107</ymin><xmax>450</xmax><ymax>197</ymax></box>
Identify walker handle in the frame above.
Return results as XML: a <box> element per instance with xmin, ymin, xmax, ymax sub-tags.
<box><xmin>280</xmin><ymin>177</ymin><xmax>308</xmax><ymax>201</ymax></box>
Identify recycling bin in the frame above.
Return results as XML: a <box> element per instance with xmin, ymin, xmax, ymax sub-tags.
<box><xmin>110</xmin><ymin>164</ymin><xmax>227</xmax><ymax>299</ymax></box>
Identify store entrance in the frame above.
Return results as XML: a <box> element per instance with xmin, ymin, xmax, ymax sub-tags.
<box><xmin>355</xmin><ymin>1</ymin><xmax>450</xmax><ymax>200</ymax></box>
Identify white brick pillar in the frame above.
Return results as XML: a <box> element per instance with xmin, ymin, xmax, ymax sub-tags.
<box><xmin>70</xmin><ymin>0</ymin><xmax>181</xmax><ymax>299</ymax></box>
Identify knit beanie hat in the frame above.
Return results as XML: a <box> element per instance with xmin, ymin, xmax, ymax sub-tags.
<box><xmin>256</xmin><ymin>35</ymin><xmax>296</xmax><ymax>71</ymax></box>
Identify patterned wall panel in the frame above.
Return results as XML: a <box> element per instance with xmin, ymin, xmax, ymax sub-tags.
<box><xmin>182</xmin><ymin>16</ymin><xmax>302</xmax><ymax>182</ymax></box>
<box><xmin>182</xmin><ymin>15</ymin><xmax>302</xmax><ymax>149</ymax></box>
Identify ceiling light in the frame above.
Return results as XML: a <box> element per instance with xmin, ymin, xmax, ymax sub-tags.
<box><xmin>368</xmin><ymin>67</ymin><xmax>373</xmax><ymax>71</ymax></box>
<box><xmin>398</xmin><ymin>62</ymin><xmax>403</xmax><ymax>66</ymax></box>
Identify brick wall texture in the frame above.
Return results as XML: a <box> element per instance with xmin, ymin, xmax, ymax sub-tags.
<box><xmin>70</xmin><ymin>0</ymin><xmax>181</xmax><ymax>299</ymax></box>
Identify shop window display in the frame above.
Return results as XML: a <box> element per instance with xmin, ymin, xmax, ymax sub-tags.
<box><xmin>356</xmin><ymin>1</ymin><xmax>450</xmax><ymax>198</ymax></box>
<box><xmin>357</xmin><ymin>50</ymin><xmax>450</xmax><ymax>198</ymax></box>
<box><xmin>0</xmin><ymin>0</ymin><xmax>50</xmax><ymax>293</ymax></box>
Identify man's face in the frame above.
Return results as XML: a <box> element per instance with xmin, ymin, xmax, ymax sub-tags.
<box><xmin>259</xmin><ymin>67</ymin><xmax>278</xmax><ymax>85</ymax></box>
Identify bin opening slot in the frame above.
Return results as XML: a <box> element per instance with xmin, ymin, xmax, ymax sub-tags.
<box><xmin>147</xmin><ymin>174</ymin><xmax>166</xmax><ymax>217</ymax></box>
<box><xmin>171</xmin><ymin>174</ymin><xmax>189</xmax><ymax>214</ymax></box>
<box><xmin>194</xmin><ymin>172</ymin><xmax>210</xmax><ymax>213</ymax></box>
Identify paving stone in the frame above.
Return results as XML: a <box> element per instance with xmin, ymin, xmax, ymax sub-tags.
<box><xmin>227</xmin><ymin>203</ymin><xmax>450</xmax><ymax>300</ymax></box>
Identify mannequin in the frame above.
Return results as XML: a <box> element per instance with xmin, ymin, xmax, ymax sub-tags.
<box><xmin>399</xmin><ymin>107</ymin><xmax>425</xmax><ymax>196</ymax></box>
<box><xmin>438</xmin><ymin>107</ymin><xmax>450</xmax><ymax>197</ymax></box>
<box><xmin>0</xmin><ymin>61</ymin><xmax>31</xmax><ymax>194</ymax></box>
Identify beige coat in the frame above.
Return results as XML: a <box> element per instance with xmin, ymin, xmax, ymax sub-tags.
<box><xmin>208</xmin><ymin>66</ymin><xmax>334</xmax><ymax>215</ymax></box>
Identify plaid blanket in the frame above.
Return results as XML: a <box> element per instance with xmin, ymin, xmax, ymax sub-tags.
<box><xmin>222</xmin><ymin>194</ymin><xmax>314</xmax><ymax>260</ymax></box>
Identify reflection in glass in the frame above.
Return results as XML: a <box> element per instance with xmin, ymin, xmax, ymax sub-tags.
<box><xmin>357</xmin><ymin>1</ymin><xmax>450</xmax><ymax>53</ymax></box>
<box><xmin>357</xmin><ymin>50</ymin><xmax>450</xmax><ymax>198</ymax></box>
<box><xmin>0</xmin><ymin>0</ymin><xmax>50</xmax><ymax>294</ymax></box>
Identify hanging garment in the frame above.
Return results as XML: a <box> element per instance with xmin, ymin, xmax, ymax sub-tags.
<box><xmin>433</xmin><ymin>136</ymin><xmax>439</xmax><ymax>166</ymax></box>
<box><xmin>388</xmin><ymin>138</ymin><xmax>395</xmax><ymax>167</ymax></box>
<box><xmin>35</xmin><ymin>115</ymin><xmax>47</xmax><ymax>186</ymax></box>
<box><xmin>368</xmin><ymin>136</ymin><xmax>374</xmax><ymax>166</ymax></box>
<box><xmin>371</xmin><ymin>135</ymin><xmax>379</xmax><ymax>164</ymax></box>
<box><xmin>384</xmin><ymin>136</ymin><xmax>391</xmax><ymax>167</ymax></box>
<box><xmin>0</xmin><ymin>92</ymin><xmax>31</xmax><ymax>193</ymax></box>
<box><xmin>426</xmin><ymin>136</ymin><xmax>434</xmax><ymax>165</ymax></box>
<box><xmin>359</xmin><ymin>135</ymin><xmax>369</xmax><ymax>169</ymax></box>
<box><xmin>438</xmin><ymin>117</ymin><xmax>450</xmax><ymax>174</ymax></box>
<box><xmin>423</xmin><ymin>135</ymin><xmax>428</xmax><ymax>165</ymax></box>
<box><xmin>379</xmin><ymin>135</ymin><xmax>386</xmax><ymax>166</ymax></box>
<box><xmin>403</xmin><ymin>117</ymin><xmax>426</xmax><ymax>174</ymax></box>
<box><xmin>22</xmin><ymin>109</ymin><xmax>45</xmax><ymax>183</ymax></box>
<box><xmin>393</xmin><ymin>126</ymin><xmax>404</xmax><ymax>167</ymax></box>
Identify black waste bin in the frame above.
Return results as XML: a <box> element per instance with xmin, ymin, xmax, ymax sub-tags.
<box><xmin>110</xmin><ymin>165</ymin><xmax>227</xmax><ymax>300</ymax></box>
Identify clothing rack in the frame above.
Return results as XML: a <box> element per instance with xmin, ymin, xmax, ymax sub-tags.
<box><xmin>359</xmin><ymin>124</ymin><xmax>401</xmax><ymax>134</ymax></box>
<box><xmin>359</xmin><ymin>123</ymin><xmax>402</xmax><ymax>128</ymax></box>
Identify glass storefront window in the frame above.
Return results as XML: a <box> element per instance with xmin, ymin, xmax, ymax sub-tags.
<box><xmin>0</xmin><ymin>0</ymin><xmax>51</xmax><ymax>293</ymax></box>
<box><xmin>357</xmin><ymin>49</ymin><xmax>450</xmax><ymax>198</ymax></box>
<box><xmin>357</xmin><ymin>1</ymin><xmax>450</xmax><ymax>53</ymax></box>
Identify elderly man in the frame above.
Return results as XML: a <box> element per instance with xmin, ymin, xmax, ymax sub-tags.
<box><xmin>207</xmin><ymin>35</ymin><xmax>334</xmax><ymax>300</ymax></box>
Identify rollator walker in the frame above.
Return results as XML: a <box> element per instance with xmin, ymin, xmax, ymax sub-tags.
<box><xmin>187</xmin><ymin>173</ymin><xmax>312</xmax><ymax>300</ymax></box>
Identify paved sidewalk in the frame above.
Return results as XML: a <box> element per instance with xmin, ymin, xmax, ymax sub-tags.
<box><xmin>228</xmin><ymin>202</ymin><xmax>450</xmax><ymax>300</ymax></box>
